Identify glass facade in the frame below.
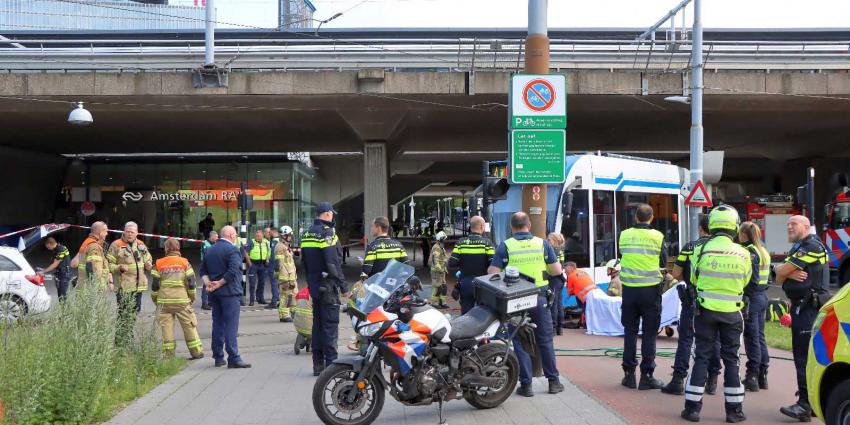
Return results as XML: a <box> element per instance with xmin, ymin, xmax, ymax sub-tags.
<box><xmin>63</xmin><ymin>160</ymin><xmax>316</xmax><ymax>243</ymax></box>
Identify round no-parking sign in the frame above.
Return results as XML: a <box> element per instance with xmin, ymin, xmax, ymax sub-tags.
<box><xmin>81</xmin><ymin>201</ymin><xmax>96</xmax><ymax>217</ymax></box>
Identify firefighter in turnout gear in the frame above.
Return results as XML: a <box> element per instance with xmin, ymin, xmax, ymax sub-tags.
<box><xmin>429</xmin><ymin>231</ymin><xmax>449</xmax><ymax>309</ymax></box>
<box><xmin>363</xmin><ymin>216</ymin><xmax>408</xmax><ymax>277</ymax></box>
<box><xmin>738</xmin><ymin>221</ymin><xmax>771</xmax><ymax>393</ymax></box>
<box><xmin>76</xmin><ymin>221</ymin><xmax>110</xmax><ymax>290</ymax></box>
<box><xmin>151</xmin><ymin>238</ymin><xmax>203</xmax><ymax>359</ymax></box>
<box><xmin>618</xmin><ymin>204</ymin><xmax>667</xmax><ymax>391</ymax></box>
<box><xmin>681</xmin><ymin>205</ymin><xmax>752</xmax><ymax>423</ymax></box>
<box><xmin>107</xmin><ymin>222</ymin><xmax>153</xmax><ymax>346</ymax></box>
<box><xmin>276</xmin><ymin>225</ymin><xmax>298</xmax><ymax>322</ymax></box>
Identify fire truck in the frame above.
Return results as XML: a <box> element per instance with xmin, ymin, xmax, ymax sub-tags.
<box><xmin>741</xmin><ymin>194</ymin><xmax>801</xmax><ymax>260</ymax></box>
<box><xmin>824</xmin><ymin>187</ymin><xmax>850</xmax><ymax>285</ymax></box>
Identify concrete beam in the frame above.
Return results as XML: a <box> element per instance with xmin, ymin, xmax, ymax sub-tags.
<box><xmin>766</xmin><ymin>72</ymin><xmax>828</xmax><ymax>95</ymax></box>
<box><xmin>704</xmin><ymin>71</ymin><xmax>766</xmax><ymax>95</ymax></box>
<box><xmin>384</xmin><ymin>72</ymin><xmax>465</xmax><ymax>94</ymax></box>
<box><xmin>576</xmin><ymin>71</ymin><xmax>641</xmax><ymax>95</ymax></box>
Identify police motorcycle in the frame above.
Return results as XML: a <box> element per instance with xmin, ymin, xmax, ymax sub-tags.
<box><xmin>312</xmin><ymin>260</ymin><xmax>542</xmax><ymax>425</ymax></box>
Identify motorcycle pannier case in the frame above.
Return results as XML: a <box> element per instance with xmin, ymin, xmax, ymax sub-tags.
<box><xmin>474</xmin><ymin>273</ymin><xmax>541</xmax><ymax>320</ymax></box>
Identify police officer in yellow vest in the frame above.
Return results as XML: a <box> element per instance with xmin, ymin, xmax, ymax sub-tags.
<box><xmin>681</xmin><ymin>205</ymin><xmax>751</xmax><ymax>423</ymax></box>
<box><xmin>737</xmin><ymin>221</ymin><xmax>771</xmax><ymax>393</ymax></box>
<box><xmin>244</xmin><ymin>229</ymin><xmax>271</xmax><ymax>306</ymax></box>
<box><xmin>488</xmin><ymin>212</ymin><xmax>564</xmax><ymax>397</ymax></box>
<box><xmin>618</xmin><ymin>204</ymin><xmax>667</xmax><ymax>391</ymax></box>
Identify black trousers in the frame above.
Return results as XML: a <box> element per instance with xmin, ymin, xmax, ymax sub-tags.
<box><xmin>685</xmin><ymin>308</ymin><xmax>744</xmax><ymax>408</ymax></box>
<box><xmin>791</xmin><ymin>300</ymin><xmax>819</xmax><ymax>406</ymax></box>
<box><xmin>621</xmin><ymin>285</ymin><xmax>662</xmax><ymax>373</ymax></box>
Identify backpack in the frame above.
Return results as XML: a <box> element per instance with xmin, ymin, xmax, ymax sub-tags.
<box><xmin>766</xmin><ymin>298</ymin><xmax>789</xmax><ymax>322</ymax></box>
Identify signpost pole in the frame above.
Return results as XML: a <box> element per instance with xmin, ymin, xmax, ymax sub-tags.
<box><xmin>688</xmin><ymin>0</ymin><xmax>704</xmax><ymax>242</ymax></box>
<box><xmin>523</xmin><ymin>0</ymin><xmax>549</xmax><ymax>238</ymax></box>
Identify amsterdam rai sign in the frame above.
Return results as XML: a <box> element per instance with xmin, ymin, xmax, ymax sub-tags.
<box><xmin>510</xmin><ymin>130</ymin><xmax>566</xmax><ymax>184</ymax></box>
<box><xmin>510</xmin><ymin>74</ymin><xmax>567</xmax><ymax>129</ymax></box>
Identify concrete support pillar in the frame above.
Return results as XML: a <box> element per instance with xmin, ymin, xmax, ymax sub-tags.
<box><xmin>364</xmin><ymin>142</ymin><xmax>389</xmax><ymax>241</ymax></box>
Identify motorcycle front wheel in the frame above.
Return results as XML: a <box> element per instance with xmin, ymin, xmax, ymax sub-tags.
<box><xmin>312</xmin><ymin>363</ymin><xmax>385</xmax><ymax>425</ymax></box>
<box><xmin>463</xmin><ymin>343</ymin><xmax>520</xmax><ymax>409</ymax></box>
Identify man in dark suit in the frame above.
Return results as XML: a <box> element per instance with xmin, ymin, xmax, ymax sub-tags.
<box><xmin>200</xmin><ymin>225</ymin><xmax>251</xmax><ymax>369</ymax></box>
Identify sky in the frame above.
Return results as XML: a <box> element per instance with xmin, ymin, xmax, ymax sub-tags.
<box><xmin>175</xmin><ymin>0</ymin><xmax>850</xmax><ymax>30</ymax></box>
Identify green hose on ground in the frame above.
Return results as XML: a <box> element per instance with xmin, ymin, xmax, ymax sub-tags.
<box><xmin>554</xmin><ymin>347</ymin><xmax>794</xmax><ymax>361</ymax></box>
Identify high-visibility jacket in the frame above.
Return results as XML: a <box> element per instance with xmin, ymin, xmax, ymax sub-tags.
<box><xmin>567</xmin><ymin>269</ymin><xmax>598</xmax><ymax>302</ymax></box>
<box><xmin>362</xmin><ymin>236</ymin><xmax>408</xmax><ymax>276</ymax></box>
<box><xmin>275</xmin><ymin>240</ymin><xmax>297</xmax><ymax>281</ymax></box>
<box><xmin>691</xmin><ymin>235</ymin><xmax>751</xmax><ymax>312</ymax></box>
<box><xmin>246</xmin><ymin>238</ymin><xmax>271</xmax><ymax>261</ymax></box>
<box><xmin>745</xmin><ymin>243</ymin><xmax>771</xmax><ymax>286</ymax></box>
<box><xmin>618</xmin><ymin>227</ymin><xmax>665</xmax><ymax>287</ymax></box>
<box><xmin>504</xmin><ymin>236</ymin><xmax>548</xmax><ymax>287</ymax></box>
<box><xmin>150</xmin><ymin>253</ymin><xmax>196</xmax><ymax>310</ymax></box>
<box><xmin>449</xmin><ymin>233</ymin><xmax>495</xmax><ymax>281</ymax></box>
<box><xmin>78</xmin><ymin>236</ymin><xmax>108</xmax><ymax>288</ymax></box>
<box><xmin>107</xmin><ymin>239</ymin><xmax>153</xmax><ymax>292</ymax></box>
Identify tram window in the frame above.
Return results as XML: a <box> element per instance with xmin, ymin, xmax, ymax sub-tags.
<box><xmin>594</xmin><ymin>191</ymin><xmax>616</xmax><ymax>266</ymax></box>
<box><xmin>616</xmin><ymin>192</ymin><xmax>679</xmax><ymax>258</ymax></box>
<box><xmin>560</xmin><ymin>189</ymin><xmax>590</xmax><ymax>268</ymax></box>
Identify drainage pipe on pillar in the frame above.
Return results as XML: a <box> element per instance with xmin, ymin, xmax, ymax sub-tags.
<box><xmin>204</xmin><ymin>0</ymin><xmax>215</xmax><ymax>66</ymax></box>
<box><xmin>522</xmin><ymin>0</ymin><xmax>550</xmax><ymax>238</ymax></box>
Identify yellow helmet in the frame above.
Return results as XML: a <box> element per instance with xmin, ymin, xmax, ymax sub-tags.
<box><xmin>708</xmin><ymin>204</ymin><xmax>740</xmax><ymax>234</ymax></box>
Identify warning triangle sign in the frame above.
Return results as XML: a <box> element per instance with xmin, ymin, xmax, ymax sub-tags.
<box><xmin>685</xmin><ymin>180</ymin><xmax>713</xmax><ymax>207</ymax></box>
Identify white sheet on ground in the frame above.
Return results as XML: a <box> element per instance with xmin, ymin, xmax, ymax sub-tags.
<box><xmin>584</xmin><ymin>282</ymin><xmax>683</xmax><ymax>336</ymax></box>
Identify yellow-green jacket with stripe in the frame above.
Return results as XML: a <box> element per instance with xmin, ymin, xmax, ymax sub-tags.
<box><xmin>150</xmin><ymin>254</ymin><xmax>196</xmax><ymax>311</ymax></box>
<box><xmin>618</xmin><ymin>224</ymin><xmax>667</xmax><ymax>287</ymax></box>
<box><xmin>363</xmin><ymin>236</ymin><xmax>408</xmax><ymax>276</ymax></box>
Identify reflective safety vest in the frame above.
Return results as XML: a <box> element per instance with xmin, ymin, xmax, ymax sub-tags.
<box><xmin>504</xmin><ymin>236</ymin><xmax>548</xmax><ymax>287</ymax></box>
<box><xmin>746</xmin><ymin>243</ymin><xmax>771</xmax><ymax>286</ymax></box>
<box><xmin>150</xmin><ymin>254</ymin><xmax>196</xmax><ymax>308</ymax></box>
<box><xmin>247</xmin><ymin>239</ymin><xmax>271</xmax><ymax>261</ymax></box>
<box><xmin>691</xmin><ymin>235</ymin><xmax>752</xmax><ymax>312</ymax></box>
<box><xmin>618</xmin><ymin>227</ymin><xmax>664</xmax><ymax>287</ymax></box>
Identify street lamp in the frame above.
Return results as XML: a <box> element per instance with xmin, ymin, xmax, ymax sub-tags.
<box><xmin>68</xmin><ymin>102</ymin><xmax>93</xmax><ymax>126</ymax></box>
<box><xmin>314</xmin><ymin>12</ymin><xmax>343</xmax><ymax>35</ymax></box>
<box><xmin>664</xmin><ymin>96</ymin><xmax>691</xmax><ymax>105</ymax></box>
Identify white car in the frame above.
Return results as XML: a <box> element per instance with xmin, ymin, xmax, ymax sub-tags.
<box><xmin>0</xmin><ymin>246</ymin><xmax>51</xmax><ymax>322</ymax></box>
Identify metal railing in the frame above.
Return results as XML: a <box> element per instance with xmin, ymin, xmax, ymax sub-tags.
<box><xmin>0</xmin><ymin>34</ymin><xmax>848</xmax><ymax>71</ymax></box>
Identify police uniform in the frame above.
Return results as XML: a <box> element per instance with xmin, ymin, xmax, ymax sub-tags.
<box><xmin>664</xmin><ymin>236</ymin><xmax>723</xmax><ymax>395</ymax></box>
<box><xmin>742</xmin><ymin>242</ymin><xmax>770</xmax><ymax>391</ymax></box>
<box><xmin>275</xmin><ymin>238</ymin><xmax>298</xmax><ymax>321</ymax></box>
<box><xmin>301</xmin><ymin>217</ymin><xmax>348</xmax><ymax>373</ymax></box>
<box><xmin>782</xmin><ymin>233</ymin><xmax>828</xmax><ymax>412</ymax></box>
<box><xmin>362</xmin><ymin>236</ymin><xmax>407</xmax><ymax>276</ymax></box>
<box><xmin>618</xmin><ymin>223</ymin><xmax>666</xmax><ymax>387</ymax></box>
<box><xmin>107</xmin><ymin>238</ymin><xmax>153</xmax><ymax>345</ymax></box>
<box><xmin>429</xmin><ymin>241</ymin><xmax>448</xmax><ymax>306</ymax></box>
<box><xmin>50</xmin><ymin>244</ymin><xmax>72</xmax><ymax>299</ymax></box>
<box><xmin>78</xmin><ymin>236</ymin><xmax>109</xmax><ymax>289</ymax></box>
<box><xmin>491</xmin><ymin>232</ymin><xmax>561</xmax><ymax>393</ymax></box>
<box><xmin>549</xmin><ymin>247</ymin><xmax>567</xmax><ymax>331</ymax></box>
<box><xmin>245</xmin><ymin>237</ymin><xmax>271</xmax><ymax>305</ymax></box>
<box><xmin>448</xmin><ymin>232</ymin><xmax>495</xmax><ymax>314</ymax></box>
<box><xmin>151</xmin><ymin>252</ymin><xmax>203</xmax><ymax>359</ymax></box>
<box><xmin>682</xmin><ymin>207</ymin><xmax>750</xmax><ymax>423</ymax></box>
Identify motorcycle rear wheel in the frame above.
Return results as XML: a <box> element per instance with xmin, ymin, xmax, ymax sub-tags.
<box><xmin>463</xmin><ymin>343</ymin><xmax>519</xmax><ymax>409</ymax></box>
<box><xmin>313</xmin><ymin>363</ymin><xmax>385</xmax><ymax>425</ymax></box>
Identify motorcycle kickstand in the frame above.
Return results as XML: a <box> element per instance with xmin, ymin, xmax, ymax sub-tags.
<box><xmin>437</xmin><ymin>397</ymin><xmax>447</xmax><ymax>425</ymax></box>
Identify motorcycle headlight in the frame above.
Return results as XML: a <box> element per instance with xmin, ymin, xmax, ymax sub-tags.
<box><xmin>359</xmin><ymin>322</ymin><xmax>383</xmax><ymax>337</ymax></box>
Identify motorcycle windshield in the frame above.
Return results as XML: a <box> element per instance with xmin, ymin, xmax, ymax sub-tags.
<box><xmin>358</xmin><ymin>260</ymin><xmax>415</xmax><ymax>315</ymax></box>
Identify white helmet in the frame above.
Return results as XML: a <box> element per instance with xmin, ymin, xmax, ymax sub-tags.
<box><xmin>435</xmin><ymin>231</ymin><xmax>447</xmax><ymax>241</ymax></box>
<box><xmin>280</xmin><ymin>225</ymin><xmax>293</xmax><ymax>236</ymax></box>
<box><xmin>605</xmin><ymin>259</ymin><xmax>621</xmax><ymax>272</ymax></box>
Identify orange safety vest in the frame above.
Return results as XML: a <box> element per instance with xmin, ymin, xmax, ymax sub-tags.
<box><xmin>567</xmin><ymin>269</ymin><xmax>598</xmax><ymax>303</ymax></box>
<box><xmin>78</xmin><ymin>236</ymin><xmax>99</xmax><ymax>254</ymax></box>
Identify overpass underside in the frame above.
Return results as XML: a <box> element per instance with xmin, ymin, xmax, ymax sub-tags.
<box><xmin>1</xmin><ymin>69</ymin><xmax>849</xmax><ymax>227</ymax></box>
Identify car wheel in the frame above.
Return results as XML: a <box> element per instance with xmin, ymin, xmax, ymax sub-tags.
<box><xmin>825</xmin><ymin>380</ymin><xmax>850</xmax><ymax>425</ymax></box>
<box><xmin>0</xmin><ymin>294</ymin><xmax>26</xmax><ymax>324</ymax></box>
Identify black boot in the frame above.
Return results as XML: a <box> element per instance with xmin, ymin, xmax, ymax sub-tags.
<box><xmin>548</xmin><ymin>379</ymin><xmax>565</xmax><ymax>394</ymax></box>
<box><xmin>705</xmin><ymin>373</ymin><xmax>718</xmax><ymax>395</ymax></box>
<box><xmin>621</xmin><ymin>368</ymin><xmax>637</xmax><ymax>389</ymax></box>
<box><xmin>661</xmin><ymin>372</ymin><xmax>686</xmax><ymax>395</ymax></box>
<box><xmin>555</xmin><ymin>326</ymin><xmax>563</xmax><ymax>336</ymax></box>
<box><xmin>780</xmin><ymin>401</ymin><xmax>812</xmax><ymax>422</ymax></box>
<box><xmin>681</xmin><ymin>400</ymin><xmax>702</xmax><ymax>422</ymax></box>
<box><xmin>638</xmin><ymin>371</ymin><xmax>664</xmax><ymax>390</ymax></box>
<box><xmin>725</xmin><ymin>403</ymin><xmax>746</xmax><ymax>423</ymax></box>
<box><xmin>743</xmin><ymin>371</ymin><xmax>760</xmax><ymax>392</ymax></box>
<box><xmin>758</xmin><ymin>369</ymin><xmax>768</xmax><ymax>390</ymax></box>
<box><xmin>516</xmin><ymin>383</ymin><xmax>534</xmax><ymax>397</ymax></box>
<box><xmin>313</xmin><ymin>363</ymin><xmax>325</xmax><ymax>377</ymax></box>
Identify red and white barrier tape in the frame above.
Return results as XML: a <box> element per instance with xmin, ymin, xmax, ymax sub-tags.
<box><xmin>0</xmin><ymin>223</ymin><xmax>203</xmax><ymax>244</ymax></box>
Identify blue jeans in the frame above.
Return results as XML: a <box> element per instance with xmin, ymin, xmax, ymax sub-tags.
<box><xmin>512</xmin><ymin>295</ymin><xmax>559</xmax><ymax>385</ymax></box>
<box><xmin>743</xmin><ymin>291</ymin><xmax>769</xmax><ymax>375</ymax></box>
<box><xmin>210</xmin><ymin>294</ymin><xmax>242</xmax><ymax>364</ymax></box>
<box><xmin>248</xmin><ymin>263</ymin><xmax>268</xmax><ymax>303</ymax></box>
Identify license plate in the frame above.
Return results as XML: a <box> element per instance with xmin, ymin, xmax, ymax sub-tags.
<box><xmin>506</xmin><ymin>294</ymin><xmax>538</xmax><ymax>314</ymax></box>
